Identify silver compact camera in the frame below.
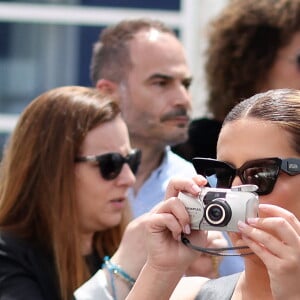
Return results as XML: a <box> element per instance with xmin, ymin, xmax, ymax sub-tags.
<box><xmin>178</xmin><ymin>185</ymin><xmax>259</xmax><ymax>232</ymax></box>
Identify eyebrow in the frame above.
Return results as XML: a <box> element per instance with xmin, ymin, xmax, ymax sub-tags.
<box><xmin>146</xmin><ymin>73</ymin><xmax>193</xmax><ymax>82</ymax></box>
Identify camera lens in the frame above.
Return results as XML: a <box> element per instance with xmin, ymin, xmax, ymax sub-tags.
<box><xmin>208</xmin><ymin>206</ymin><xmax>223</xmax><ymax>221</ymax></box>
<box><xmin>204</xmin><ymin>199</ymin><xmax>232</xmax><ymax>226</ymax></box>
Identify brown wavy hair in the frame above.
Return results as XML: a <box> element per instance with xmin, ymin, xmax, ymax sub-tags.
<box><xmin>206</xmin><ymin>0</ymin><xmax>300</xmax><ymax>121</ymax></box>
<box><xmin>0</xmin><ymin>86</ymin><xmax>132</xmax><ymax>299</ymax></box>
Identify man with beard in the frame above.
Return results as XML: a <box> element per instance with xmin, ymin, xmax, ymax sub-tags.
<box><xmin>89</xmin><ymin>19</ymin><xmax>243</xmax><ymax>278</ymax></box>
<box><xmin>90</xmin><ymin>19</ymin><xmax>194</xmax><ymax>217</ymax></box>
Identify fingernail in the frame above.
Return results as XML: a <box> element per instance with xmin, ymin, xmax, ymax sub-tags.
<box><xmin>247</xmin><ymin>218</ymin><xmax>258</xmax><ymax>225</ymax></box>
<box><xmin>184</xmin><ymin>224</ymin><xmax>191</xmax><ymax>235</ymax></box>
<box><xmin>237</xmin><ymin>220</ymin><xmax>247</xmax><ymax>230</ymax></box>
<box><xmin>258</xmin><ymin>204</ymin><xmax>268</xmax><ymax>210</ymax></box>
<box><xmin>191</xmin><ymin>184</ymin><xmax>201</xmax><ymax>193</ymax></box>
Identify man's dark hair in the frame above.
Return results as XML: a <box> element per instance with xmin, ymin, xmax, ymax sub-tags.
<box><xmin>90</xmin><ymin>19</ymin><xmax>175</xmax><ymax>85</ymax></box>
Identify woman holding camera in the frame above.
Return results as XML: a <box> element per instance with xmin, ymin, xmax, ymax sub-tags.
<box><xmin>126</xmin><ymin>88</ymin><xmax>300</xmax><ymax>300</ymax></box>
<box><xmin>0</xmin><ymin>86</ymin><xmax>141</xmax><ymax>300</ymax></box>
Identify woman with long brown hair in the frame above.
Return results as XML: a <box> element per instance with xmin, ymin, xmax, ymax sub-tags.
<box><xmin>0</xmin><ymin>86</ymin><xmax>141</xmax><ymax>300</ymax></box>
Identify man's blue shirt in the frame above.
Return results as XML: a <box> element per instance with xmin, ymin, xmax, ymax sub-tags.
<box><xmin>129</xmin><ymin>147</ymin><xmax>195</xmax><ymax>217</ymax></box>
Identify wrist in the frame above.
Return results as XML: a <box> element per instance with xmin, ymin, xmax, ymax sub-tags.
<box><xmin>127</xmin><ymin>261</ymin><xmax>183</xmax><ymax>300</ymax></box>
<box><xmin>144</xmin><ymin>260</ymin><xmax>186</xmax><ymax>281</ymax></box>
<box><xmin>104</xmin><ymin>256</ymin><xmax>135</xmax><ymax>287</ymax></box>
<box><xmin>111</xmin><ymin>251</ymin><xmax>142</xmax><ymax>279</ymax></box>
<box><xmin>103</xmin><ymin>256</ymin><xmax>136</xmax><ymax>299</ymax></box>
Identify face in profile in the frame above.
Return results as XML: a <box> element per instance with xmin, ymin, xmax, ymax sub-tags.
<box><xmin>74</xmin><ymin>115</ymin><xmax>136</xmax><ymax>235</ymax></box>
<box><xmin>217</xmin><ymin>117</ymin><xmax>300</xmax><ymax>250</ymax></box>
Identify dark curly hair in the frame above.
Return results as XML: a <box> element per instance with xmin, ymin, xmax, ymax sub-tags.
<box><xmin>206</xmin><ymin>0</ymin><xmax>300</xmax><ymax>121</ymax></box>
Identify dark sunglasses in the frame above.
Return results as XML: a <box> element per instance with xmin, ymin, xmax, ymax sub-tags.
<box><xmin>192</xmin><ymin>157</ymin><xmax>300</xmax><ymax>195</ymax></box>
<box><xmin>75</xmin><ymin>149</ymin><xmax>141</xmax><ymax>180</ymax></box>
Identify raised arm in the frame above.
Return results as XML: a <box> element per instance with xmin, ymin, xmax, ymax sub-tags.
<box><xmin>126</xmin><ymin>176</ymin><xmax>208</xmax><ymax>300</ymax></box>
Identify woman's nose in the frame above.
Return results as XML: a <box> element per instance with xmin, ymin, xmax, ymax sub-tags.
<box><xmin>116</xmin><ymin>163</ymin><xmax>136</xmax><ymax>186</ymax></box>
<box><xmin>231</xmin><ymin>176</ymin><xmax>243</xmax><ymax>188</ymax></box>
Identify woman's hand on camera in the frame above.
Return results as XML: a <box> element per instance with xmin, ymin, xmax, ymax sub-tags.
<box><xmin>127</xmin><ymin>176</ymin><xmax>208</xmax><ymax>300</ymax></box>
<box><xmin>126</xmin><ymin>176</ymin><xmax>207</xmax><ymax>300</ymax></box>
<box><xmin>145</xmin><ymin>175</ymin><xmax>208</xmax><ymax>273</ymax></box>
<box><xmin>238</xmin><ymin>204</ymin><xmax>300</xmax><ymax>299</ymax></box>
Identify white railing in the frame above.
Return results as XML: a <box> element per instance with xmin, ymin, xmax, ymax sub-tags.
<box><xmin>0</xmin><ymin>2</ymin><xmax>182</xmax><ymax>27</ymax></box>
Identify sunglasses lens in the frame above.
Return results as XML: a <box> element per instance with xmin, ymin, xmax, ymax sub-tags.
<box><xmin>99</xmin><ymin>150</ymin><xmax>141</xmax><ymax>180</ymax></box>
<box><xmin>127</xmin><ymin>150</ymin><xmax>141</xmax><ymax>174</ymax></box>
<box><xmin>99</xmin><ymin>153</ymin><xmax>124</xmax><ymax>180</ymax></box>
<box><xmin>242</xmin><ymin>163</ymin><xmax>279</xmax><ymax>195</ymax></box>
<box><xmin>193</xmin><ymin>158</ymin><xmax>235</xmax><ymax>189</ymax></box>
<box><xmin>204</xmin><ymin>167</ymin><xmax>233</xmax><ymax>188</ymax></box>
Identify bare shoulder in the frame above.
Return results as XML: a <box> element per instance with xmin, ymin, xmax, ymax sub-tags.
<box><xmin>170</xmin><ymin>276</ymin><xmax>209</xmax><ymax>300</ymax></box>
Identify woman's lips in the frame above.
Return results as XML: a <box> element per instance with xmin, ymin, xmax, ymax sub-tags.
<box><xmin>110</xmin><ymin>197</ymin><xmax>126</xmax><ymax>209</ymax></box>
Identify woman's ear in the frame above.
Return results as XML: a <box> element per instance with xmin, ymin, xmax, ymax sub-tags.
<box><xmin>96</xmin><ymin>79</ymin><xmax>118</xmax><ymax>94</ymax></box>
